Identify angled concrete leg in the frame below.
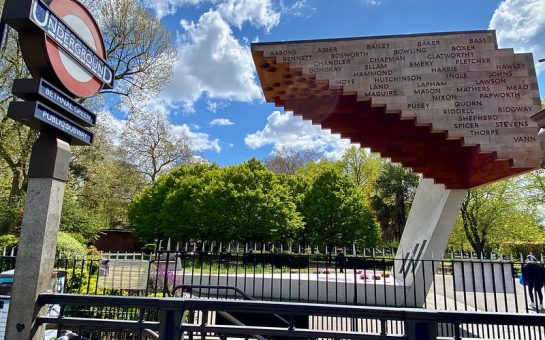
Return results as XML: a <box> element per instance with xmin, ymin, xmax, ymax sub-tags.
<box><xmin>394</xmin><ymin>178</ymin><xmax>467</xmax><ymax>307</ymax></box>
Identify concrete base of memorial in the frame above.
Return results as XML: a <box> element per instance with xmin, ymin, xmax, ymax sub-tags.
<box><xmin>175</xmin><ymin>271</ymin><xmax>418</xmax><ymax>306</ymax></box>
<box><xmin>173</xmin><ymin>260</ymin><xmax>515</xmax><ymax>308</ymax></box>
<box><xmin>394</xmin><ymin>178</ymin><xmax>467</xmax><ymax>306</ymax></box>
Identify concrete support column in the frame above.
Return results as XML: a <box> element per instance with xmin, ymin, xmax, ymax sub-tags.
<box><xmin>394</xmin><ymin>178</ymin><xmax>467</xmax><ymax>306</ymax></box>
<box><xmin>6</xmin><ymin>133</ymin><xmax>70</xmax><ymax>340</ymax></box>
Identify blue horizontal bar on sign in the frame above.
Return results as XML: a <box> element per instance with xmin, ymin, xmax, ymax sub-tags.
<box><xmin>7</xmin><ymin>100</ymin><xmax>93</xmax><ymax>145</ymax></box>
<box><xmin>12</xmin><ymin>78</ymin><xmax>97</xmax><ymax>127</ymax></box>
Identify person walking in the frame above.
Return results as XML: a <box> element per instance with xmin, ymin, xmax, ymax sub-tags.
<box><xmin>522</xmin><ymin>254</ymin><xmax>544</xmax><ymax>309</ymax></box>
<box><xmin>336</xmin><ymin>251</ymin><xmax>346</xmax><ymax>273</ymax></box>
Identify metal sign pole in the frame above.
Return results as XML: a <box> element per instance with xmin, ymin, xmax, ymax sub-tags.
<box><xmin>5</xmin><ymin>132</ymin><xmax>70</xmax><ymax>340</ymax></box>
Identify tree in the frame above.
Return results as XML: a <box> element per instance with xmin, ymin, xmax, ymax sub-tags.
<box><xmin>129</xmin><ymin>160</ymin><xmax>304</xmax><ymax>243</ymax></box>
<box><xmin>82</xmin><ymin>0</ymin><xmax>177</xmax><ymax>99</ymax></box>
<box><xmin>301</xmin><ymin>167</ymin><xmax>380</xmax><ymax>247</ymax></box>
<box><xmin>523</xmin><ymin>170</ymin><xmax>545</xmax><ymax>207</ymax></box>
<box><xmin>128</xmin><ymin>164</ymin><xmax>213</xmax><ymax>241</ymax></box>
<box><xmin>60</xmin><ymin>185</ymin><xmax>104</xmax><ymax>241</ymax></box>
<box><xmin>121</xmin><ymin>108</ymin><xmax>193</xmax><ymax>183</ymax></box>
<box><xmin>0</xmin><ymin>0</ymin><xmax>177</xmax><ymax>230</ymax></box>
<box><xmin>265</xmin><ymin>147</ymin><xmax>321</xmax><ymax>175</ymax></box>
<box><xmin>341</xmin><ymin>146</ymin><xmax>382</xmax><ymax>199</ymax></box>
<box><xmin>0</xmin><ymin>16</ymin><xmax>34</xmax><ymax>209</ymax></box>
<box><xmin>451</xmin><ymin>179</ymin><xmax>544</xmax><ymax>255</ymax></box>
<box><xmin>165</xmin><ymin>159</ymin><xmax>303</xmax><ymax>242</ymax></box>
<box><xmin>370</xmin><ymin>163</ymin><xmax>419</xmax><ymax>243</ymax></box>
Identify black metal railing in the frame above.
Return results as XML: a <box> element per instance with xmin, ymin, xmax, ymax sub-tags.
<box><xmin>0</xmin><ymin>245</ymin><xmax>543</xmax><ymax>314</ymax></box>
<box><xmin>146</xmin><ymin>247</ymin><xmax>542</xmax><ymax>314</ymax></box>
<box><xmin>37</xmin><ymin>293</ymin><xmax>545</xmax><ymax>340</ymax></box>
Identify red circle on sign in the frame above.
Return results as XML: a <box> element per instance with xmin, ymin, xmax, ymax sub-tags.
<box><xmin>45</xmin><ymin>0</ymin><xmax>107</xmax><ymax>98</ymax></box>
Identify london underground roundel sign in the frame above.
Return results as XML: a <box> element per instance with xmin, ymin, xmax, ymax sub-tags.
<box><xmin>20</xmin><ymin>0</ymin><xmax>113</xmax><ymax>98</ymax></box>
<box><xmin>45</xmin><ymin>0</ymin><xmax>108</xmax><ymax>98</ymax></box>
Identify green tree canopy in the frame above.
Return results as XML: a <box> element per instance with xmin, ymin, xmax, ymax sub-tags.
<box><xmin>341</xmin><ymin>146</ymin><xmax>382</xmax><ymax>199</ymax></box>
<box><xmin>370</xmin><ymin>163</ymin><xmax>419</xmax><ymax>244</ymax></box>
<box><xmin>301</xmin><ymin>167</ymin><xmax>380</xmax><ymax>247</ymax></box>
<box><xmin>128</xmin><ymin>163</ymin><xmax>212</xmax><ymax>241</ymax></box>
<box><xmin>449</xmin><ymin>178</ymin><xmax>545</xmax><ymax>255</ymax></box>
<box><xmin>129</xmin><ymin>160</ymin><xmax>303</xmax><ymax>243</ymax></box>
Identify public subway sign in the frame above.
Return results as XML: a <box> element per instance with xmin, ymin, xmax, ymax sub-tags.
<box><xmin>1</xmin><ymin>0</ymin><xmax>113</xmax><ymax>98</ymax></box>
<box><xmin>8</xmin><ymin>101</ymin><xmax>93</xmax><ymax>145</ymax></box>
<box><xmin>12</xmin><ymin>78</ymin><xmax>96</xmax><ymax>127</ymax></box>
<box><xmin>30</xmin><ymin>0</ymin><xmax>113</xmax><ymax>88</ymax></box>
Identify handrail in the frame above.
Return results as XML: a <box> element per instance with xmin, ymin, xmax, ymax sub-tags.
<box><xmin>216</xmin><ymin>311</ymin><xmax>267</xmax><ymax>340</ymax></box>
<box><xmin>171</xmin><ymin>284</ymin><xmax>251</xmax><ymax>300</ymax></box>
<box><xmin>171</xmin><ymin>283</ymin><xmax>290</xmax><ymax>335</ymax></box>
<box><xmin>38</xmin><ymin>293</ymin><xmax>545</xmax><ymax>326</ymax></box>
<box><xmin>37</xmin><ymin>294</ymin><xmax>545</xmax><ymax>340</ymax></box>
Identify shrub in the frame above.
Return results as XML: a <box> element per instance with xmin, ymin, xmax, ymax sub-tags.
<box><xmin>500</xmin><ymin>242</ymin><xmax>545</xmax><ymax>257</ymax></box>
<box><xmin>0</xmin><ymin>234</ymin><xmax>18</xmax><ymax>249</ymax></box>
<box><xmin>142</xmin><ymin>243</ymin><xmax>156</xmax><ymax>253</ymax></box>
<box><xmin>57</xmin><ymin>232</ymin><xmax>87</xmax><ymax>255</ymax></box>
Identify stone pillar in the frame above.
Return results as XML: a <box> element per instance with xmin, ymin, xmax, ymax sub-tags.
<box><xmin>6</xmin><ymin>133</ymin><xmax>70</xmax><ymax>340</ymax></box>
<box><xmin>394</xmin><ymin>178</ymin><xmax>467</xmax><ymax>306</ymax></box>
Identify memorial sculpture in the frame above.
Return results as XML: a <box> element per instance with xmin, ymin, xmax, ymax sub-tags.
<box><xmin>252</xmin><ymin>30</ymin><xmax>543</xmax><ymax>305</ymax></box>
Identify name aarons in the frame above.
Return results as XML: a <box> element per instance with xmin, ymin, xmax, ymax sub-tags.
<box><xmin>31</xmin><ymin>0</ymin><xmax>113</xmax><ymax>86</ymax></box>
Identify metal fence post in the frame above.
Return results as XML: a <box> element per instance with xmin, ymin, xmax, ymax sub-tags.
<box><xmin>406</xmin><ymin>319</ymin><xmax>437</xmax><ymax>340</ymax></box>
<box><xmin>159</xmin><ymin>309</ymin><xmax>184</xmax><ymax>340</ymax></box>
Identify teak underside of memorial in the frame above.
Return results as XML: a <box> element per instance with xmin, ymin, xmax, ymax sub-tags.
<box><xmin>251</xmin><ymin>31</ymin><xmax>543</xmax><ymax>190</ymax></box>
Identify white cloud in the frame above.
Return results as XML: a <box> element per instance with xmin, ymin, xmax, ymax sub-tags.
<box><xmin>365</xmin><ymin>0</ymin><xmax>381</xmax><ymax>6</ymax></box>
<box><xmin>97</xmin><ymin>110</ymin><xmax>126</xmax><ymax>139</ymax></box>
<box><xmin>206</xmin><ymin>100</ymin><xmax>229</xmax><ymax>112</ymax></box>
<box><xmin>159</xmin><ymin>11</ymin><xmax>263</xmax><ymax>112</ymax></box>
<box><xmin>173</xmin><ymin>124</ymin><xmax>222</xmax><ymax>153</ymax></box>
<box><xmin>146</xmin><ymin>0</ymin><xmax>214</xmax><ymax>19</ymax></box>
<box><xmin>281</xmin><ymin>0</ymin><xmax>315</xmax><ymax>18</ymax></box>
<box><xmin>489</xmin><ymin>0</ymin><xmax>545</xmax><ymax>74</ymax></box>
<box><xmin>210</xmin><ymin>118</ymin><xmax>235</xmax><ymax>126</ymax></box>
<box><xmin>217</xmin><ymin>0</ymin><xmax>280</xmax><ymax>31</ymax></box>
<box><xmin>98</xmin><ymin>106</ymin><xmax>220</xmax><ymax>153</ymax></box>
<box><xmin>244</xmin><ymin>111</ymin><xmax>354</xmax><ymax>160</ymax></box>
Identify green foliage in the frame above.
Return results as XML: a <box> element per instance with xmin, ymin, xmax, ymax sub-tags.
<box><xmin>129</xmin><ymin>163</ymin><xmax>213</xmax><ymax>240</ymax></box>
<box><xmin>341</xmin><ymin>146</ymin><xmax>383</xmax><ymax>199</ymax></box>
<box><xmin>130</xmin><ymin>160</ymin><xmax>303</xmax><ymax>243</ymax></box>
<box><xmin>449</xmin><ymin>178</ymin><xmax>545</xmax><ymax>254</ymax></box>
<box><xmin>168</xmin><ymin>159</ymin><xmax>302</xmax><ymax>242</ymax></box>
<box><xmin>0</xmin><ymin>233</ymin><xmax>18</xmax><ymax>249</ymax></box>
<box><xmin>57</xmin><ymin>232</ymin><xmax>87</xmax><ymax>255</ymax></box>
<box><xmin>0</xmin><ymin>198</ymin><xmax>21</xmax><ymax>234</ymax></box>
<box><xmin>142</xmin><ymin>243</ymin><xmax>156</xmax><ymax>253</ymax></box>
<box><xmin>500</xmin><ymin>242</ymin><xmax>545</xmax><ymax>257</ymax></box>
<box><xmin>64</xmin><ymin>267</ymin><xmax>90</xmax><ymax>294</ymax></box>
<box><xmin>301</xmin><ymin>167</ymin><xmax>380</xmax><ymax>247</ymax></box>
<box><xmin>370</xmin><ymin>163</ymin><xmax>419</xmax><ymax>242</ymax></box>
<box><xmin>60</xmin><ymin>185</ymin><xmax>104</xmax><ymax>240</ymax></box>
<box><xmin>71</xmin><ymin>136</ymin><xmax>147</xmax><ymax>230</ymax></box>
<box><xmin>0</xmin><ymin>0</ymin><xmax>172</xmax><ymax>243</ymax></box>
<box><xmin>0</xmin><ymin>232</ymin><xmax>87</xmax><ymax>254</ymax></box>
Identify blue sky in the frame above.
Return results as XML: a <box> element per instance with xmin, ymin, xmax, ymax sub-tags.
<box><xmin>114</xmin><ymin>0</ymin><xmax>545</xmax><ymax>166</ymax></box>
